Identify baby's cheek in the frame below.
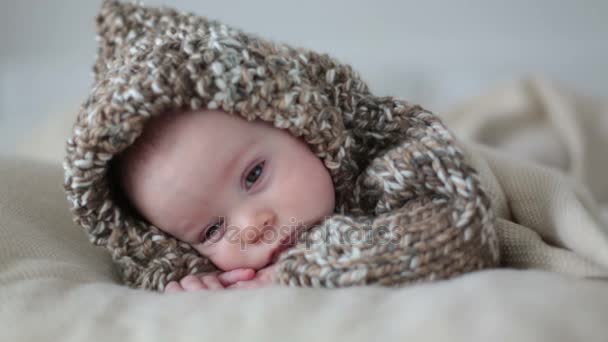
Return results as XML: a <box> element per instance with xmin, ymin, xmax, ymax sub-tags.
<box><xmin>199</xmin><ymin>240</ymin><xmax>248</xmax><ymax>271</ymax></box>
<box><xmin>196</xmin><ymin>245</ymin><xmax>235</xmax><ymax>272</ymax></box>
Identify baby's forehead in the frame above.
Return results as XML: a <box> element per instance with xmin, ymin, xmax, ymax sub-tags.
<box><xmin>114</xmin><ymin>111</ymin><xmax>223</xmax><ymax>174</ymax></box>
<box><xmin>118</xmin><ymin>110</ymin><xmax>204</xmax><ymax>165</ymax></box>
<box><xmin>113</xmin><ymin>109</ymin><xmax>281</xmax><ymax>182</ymax></box>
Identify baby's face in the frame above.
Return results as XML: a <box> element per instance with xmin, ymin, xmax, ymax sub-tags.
<box><xmin>116</xmin><ymin>109</ymin><xmax>335</xmax><ymax>271</ymax></box>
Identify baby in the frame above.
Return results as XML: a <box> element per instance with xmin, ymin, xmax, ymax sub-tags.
<box><xmin>111</xmin><ymin>108</ymin><xmax>336</xmax><ymax>292</ymax></box>
<box><xmin>64</xmin><ymin>0</ymin><xmax>499</xmax><ymax>292</ymax></box>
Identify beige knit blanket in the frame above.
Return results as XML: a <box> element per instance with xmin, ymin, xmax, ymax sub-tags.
<box><xmin>445</xmin><ymin>76</ymin><xmax>608</xmax><ymax>278</ymax></box>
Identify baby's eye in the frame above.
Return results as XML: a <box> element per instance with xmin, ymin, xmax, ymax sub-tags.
<box><xmin>244</xmin><ymin>161</ymin><xmax>265</xmax><ymax>189</ymax></box>
<box><xmin>201</xmin><ymin>219</ymin><xmax>224</xmax><ymax>244</ymax></box>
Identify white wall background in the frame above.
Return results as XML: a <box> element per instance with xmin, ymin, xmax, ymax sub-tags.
<box><xmin>1</xmin><ymin>0</ymin><xmax>607</xmax><ymax>156</ymax></box>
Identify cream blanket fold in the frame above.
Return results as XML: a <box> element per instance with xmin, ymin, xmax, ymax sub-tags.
<box><xmin>447</xmin><ymin>76</ymin><xmax>608</xmax><ymax>278</ymax></box>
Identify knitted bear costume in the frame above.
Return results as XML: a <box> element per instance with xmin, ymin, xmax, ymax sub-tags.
<box><xmin>63</xmin><ymin>0</ymin><xmax>500</xmax><ymax>291</ymax></box>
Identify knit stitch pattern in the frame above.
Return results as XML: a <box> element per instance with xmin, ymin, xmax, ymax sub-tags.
<box><xmin>63</xmin><ymin>0</ymin><xmax>500</xmax><ymax>291</ymax></box>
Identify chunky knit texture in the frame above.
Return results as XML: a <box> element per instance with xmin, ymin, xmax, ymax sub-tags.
<box><xmin>63</xmin><ymin>0</ymin><xmax>500</xmax><ymax>291</ymax></box>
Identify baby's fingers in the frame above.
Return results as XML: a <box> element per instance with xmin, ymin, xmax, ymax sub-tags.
<box><xmin>200</xmin><ymin>274</ymin><xmax>224</xmax><ymax>290</ymax></box>
<box><xmin>217</xmin><ymin>268</ymin><xmax>256</xmax><ymax>286</ymax></box>
<box><xmin>227</xmin><ymin>281</ymin><xmax>249</xmax><ymax>289</ymax></box>
<box><xmin>227</xmin><ymin>279</ymin><xmax>263</xmax><ymax>290</ymax></box>
<box><xmin>164</xmin><ymin>281</ymin><xmax>184</xmax><ymax>293</ymax></box>
<box><xmin>180</xmin><ymin>274</ymin><xmax>208</xmax><ymax>291</ymax></box>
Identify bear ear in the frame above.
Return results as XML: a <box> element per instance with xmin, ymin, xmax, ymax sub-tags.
<box><xmin>95</xmin><ymin>0</ymin><xmax>156</xmax><ymax>44</ymax></box>
<box><xmin>93</xmin><ymin>0</ymin><xmax>171</xmax><ymax>79</ymax></box>
<box><xmin>93</xmin><ymin>0</ymin><xmax>137</xmax><ymax>79</ymax></box>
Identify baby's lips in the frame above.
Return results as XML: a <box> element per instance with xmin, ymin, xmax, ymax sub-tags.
<box><xmin>218</xmin><ymin>268</ymin><xmax>255</xmax><ymax>286</ymax></box>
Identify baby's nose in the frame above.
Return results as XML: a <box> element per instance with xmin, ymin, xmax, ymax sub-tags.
<box><xmin>239</xmin><ymin>210</ymin><xmax>276</xmax><ymax>245</ymax></box>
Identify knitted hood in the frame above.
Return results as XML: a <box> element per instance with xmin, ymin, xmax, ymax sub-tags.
<box><xmin>64</xmin><ymin>0</ymin><xmax>499</xmax><ymax>291</ymax></box>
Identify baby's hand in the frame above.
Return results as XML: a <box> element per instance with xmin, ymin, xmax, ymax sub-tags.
<box><xmin>164</xmin><ymin>268</ymin><xmax>256</xmax><ymax>293</ymax></box>
<box><xmin>227</xmin><ymin>264</ymin><xmax>278</xmax><ymax>290</ymax></box>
